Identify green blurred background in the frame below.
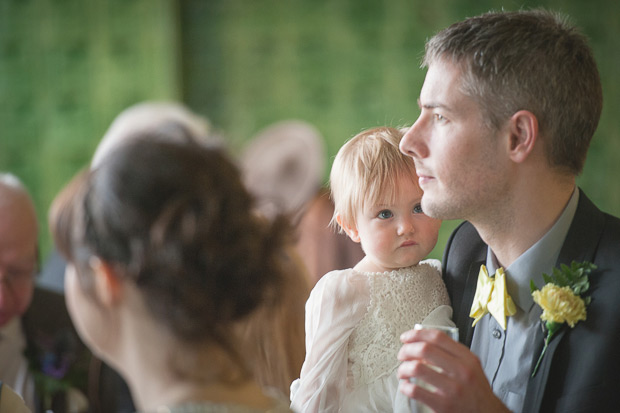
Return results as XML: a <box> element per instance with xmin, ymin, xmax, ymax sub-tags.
<box><xmin>1</xmin><ymin>0</ymin><xmax>619</xmax><ymax>262</ymax></box>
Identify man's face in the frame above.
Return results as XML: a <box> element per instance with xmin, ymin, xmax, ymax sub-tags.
<box><xmin>399</xmin><ymin>59</ymin><xmax>510</xmax><ymax>223</ymax></box>
<box><xmin>0</xmin><ymin>200</ymin><xmax>37</xmax><ymax>327</ymax></box>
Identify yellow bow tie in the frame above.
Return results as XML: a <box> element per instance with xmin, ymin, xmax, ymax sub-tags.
<box><xmin>469</xmin><ymin>265</ymin><xmax>516</xmax><ymax>330</ymax></box>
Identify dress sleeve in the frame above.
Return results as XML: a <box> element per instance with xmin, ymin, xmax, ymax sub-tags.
<box><xmin>421</xmin><ymin>305</ymin><xmax>455</xmax><ymax>328</ymax></box>
<box><xmin>290</xmin><ymin>269</ymin><xmax>370</xmax><ymax>412</ymax></box>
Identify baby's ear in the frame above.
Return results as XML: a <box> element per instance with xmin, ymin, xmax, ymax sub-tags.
<box><xmin>336</xmin><ymin>214</ymin><xmax>361</xmax><ymax>243</ymax></box>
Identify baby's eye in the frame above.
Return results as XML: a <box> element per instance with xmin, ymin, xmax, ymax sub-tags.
<box><xmin>377</xmin><ymin>210</ymin><xmax>393</xmax><ymax>219</ymax></box>
<box><xmin>413</xmin><ymin>204</ymin><xmax>424</xmax><ymax>214</ymax></box>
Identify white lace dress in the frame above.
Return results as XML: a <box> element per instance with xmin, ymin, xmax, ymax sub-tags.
<box><xmin>290</xmin><ymin>259</ymin><xmax>453</xmax><ymax>413</ymax></box>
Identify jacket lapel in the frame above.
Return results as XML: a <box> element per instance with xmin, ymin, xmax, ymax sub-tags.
<box><xmin>522</xmin><ymin>326</ymin><xmax>567</xmax><ymax>412</ymax></box>
<box><xmin>555</xmin><ymin>189</ymin><xmax>603</xmax><ymax>266</ymax></box>
<box><xmin>459</xmin><ymin>260</ymin><xmax>484</xmax><ymax>346</ymax></box>
<box><xmin>523</xmin><ymin>189</ymin><xmax>604</xmax><ymax>412</ymax></box>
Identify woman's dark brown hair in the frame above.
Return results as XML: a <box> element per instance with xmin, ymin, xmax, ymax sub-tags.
<box><xmin>51</xmin><ymin>127</ymin><xmax>290</xmax><ymax>363</ymax></box>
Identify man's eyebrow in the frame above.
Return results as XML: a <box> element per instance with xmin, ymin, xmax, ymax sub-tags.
<box><xmin>417</xmin><ymin>98</ymin><xmax>451</xmax><ymax>111</ymax></box>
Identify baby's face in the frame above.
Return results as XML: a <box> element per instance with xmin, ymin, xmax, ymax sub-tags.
<box><xmin>352</xmin><ymin>174</ymin><xmax>441</xmax><ymax>272</ymax></box>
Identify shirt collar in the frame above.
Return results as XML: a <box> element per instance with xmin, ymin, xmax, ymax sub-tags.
<box><xmin>0</xmin><ymin>317</ymin><xmax>25</xmax><ymax>347</ymax></box>
<box><xmin>486</xmin><ymin>187</ymin><xmax>579</xmax><ymax>312</ymax></box>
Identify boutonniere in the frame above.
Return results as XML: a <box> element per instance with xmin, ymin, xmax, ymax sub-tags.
<box><xmin>24</xmin><ymin>328</ymin><xmax>89</xmax><ymax>410</ymax></box>
<box><xmin>529</xmin><ymin>260</ymin><xmax>595</xmax><ymax>377</ymax></box>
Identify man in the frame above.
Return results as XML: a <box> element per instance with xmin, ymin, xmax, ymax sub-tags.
<box><xmin>0</xmin><ymin>174</ymin><xmax>39</xmax><ymax>410</ymax></box>
<box><xmin>0</xmin><ymin>173</ymin><xmax>133</xmax><ymax>412</ymax></box>
<box><xmin>397</xmin><ymin>9</ymin><xmax>620</xmax><ymax>412</ymax></box>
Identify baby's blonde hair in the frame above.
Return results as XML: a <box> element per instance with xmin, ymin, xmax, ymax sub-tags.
<box><xmin>329</xmin><ymin>126</ymin><xmax>419</xmax><ymax>232</ymax></box>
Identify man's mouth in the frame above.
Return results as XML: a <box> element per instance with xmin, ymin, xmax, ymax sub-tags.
<box><xmin>418</xmin><ymin>175</ymin><xmax>434</xmax><ymax>187</ymax></box>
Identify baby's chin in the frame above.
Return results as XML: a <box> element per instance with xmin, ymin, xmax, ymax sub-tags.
<box><xmin>396</xmin><ymin>250</ymin><xmax>429</xmax><ymax>268</ymax></box>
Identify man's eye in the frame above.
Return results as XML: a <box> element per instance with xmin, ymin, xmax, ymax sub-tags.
<box><xmin>413</xmin><ymin>204</ymin><xmax>424</xmax><ymax>214</ymax></box>
<box><xmin>378</xmin><ymin>210</ymin><xmax>393</xmax><ymax>219</ymax></box>
<box><xmin>3</xmin><ymin>268</ymin><xmax>34</xmax><ymax>287</ymax></box>
<box><xmin>434</xmin><ymin>113</ymin><xmax>446</xmax><ymax>122</ymax></box>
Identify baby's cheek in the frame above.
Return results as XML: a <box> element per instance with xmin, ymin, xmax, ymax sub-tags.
<box><xmin>375</xmin><ymin>238</ymin><xmax>396</xmax><ymax>256</ymax></box>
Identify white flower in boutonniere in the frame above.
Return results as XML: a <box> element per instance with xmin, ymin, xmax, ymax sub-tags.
<box><xmin>529</xmin><ymin>261</ymin><xmax>595</xmax><ymax>377</ymax></box>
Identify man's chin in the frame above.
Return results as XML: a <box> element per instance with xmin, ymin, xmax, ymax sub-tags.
<box><xmin>422</xmin><ymin>198</ymin><xmax>457</xmax><ymax>220</ymax></box>
<box><xmin>421</xmin><ymin>197</ymin><xmax>442</xmax><ymax>218</ymax></box>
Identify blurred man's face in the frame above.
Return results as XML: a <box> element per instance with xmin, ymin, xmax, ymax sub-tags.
<box><xmin>0</xmin><ymin>196</ymin><xmax>37</xmax><ymax>327</ymax></box>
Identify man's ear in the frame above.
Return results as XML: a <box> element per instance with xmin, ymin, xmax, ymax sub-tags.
<box><xmin>336</xmin><ymin>214</ymin><xmax>361</xmax><ymax>243</ymax></box>
<box><xmin>507</xmin><ymin>110</ymin><xmax>538</xmax><ymax>163</ymax></box>
<box><xmin>89</xmin><ymin>257</ymin><xmax>123</xmax><ymax>307</ymax></box>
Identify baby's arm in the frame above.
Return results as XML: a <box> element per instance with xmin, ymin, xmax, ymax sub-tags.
<box><xmin>291</xmin><ymin>269</ymin><xmax>370</xmax><ymax>413</ymax></box>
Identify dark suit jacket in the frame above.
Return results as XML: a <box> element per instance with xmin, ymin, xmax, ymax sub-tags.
<box><xmin>22</xmin><ymin>287</ymin><xmax>135</xmax><ymax>413</ymax></box>
<box><xmin>442</xmin><ymin>189</ymin><xmax>620</xmax><ymax>412</ymax></box>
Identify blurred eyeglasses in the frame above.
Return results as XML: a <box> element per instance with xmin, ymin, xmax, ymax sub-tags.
<box><xmin>0</xmin><ymin>265</ymin><xmax>36</xmax><ymax>291</ymax></box>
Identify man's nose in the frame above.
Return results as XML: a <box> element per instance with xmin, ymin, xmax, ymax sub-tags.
<box><xmin>400</xmin><ymin>118</ymin><xmax>428</xmax><ymax>159</ymax></box>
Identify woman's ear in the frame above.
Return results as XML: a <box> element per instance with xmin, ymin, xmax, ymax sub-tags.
<box><xmin>336</xmin><ymin>214</ymin><xmax>361</xmax><ymax>243</ymax></box>
<box><xmin>89</xmin><ymin>257</ymin><xmax>123</xmax><ymax>307</ymax></box>
<box><xmin>507</xmin><ymin>110</ymin><xmax>538</xmax><ymax>163</ymax></box>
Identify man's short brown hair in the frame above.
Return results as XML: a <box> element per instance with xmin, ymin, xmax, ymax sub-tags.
<box><xmin>424</xmin><ymin>9</ymin><xmax>602</xmax><ymax>175</ymax></box>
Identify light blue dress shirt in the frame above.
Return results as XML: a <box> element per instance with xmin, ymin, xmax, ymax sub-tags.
<box><xmin>470</xmin><ymin>188</ymin><xmax>579</xmax><ymax>412</ymax></box>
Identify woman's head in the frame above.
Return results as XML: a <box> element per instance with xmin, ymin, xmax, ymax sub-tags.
<box><xmin>51</xmin><ymin>128</ymin><xmax>289</xmax><ymax>373</ymax></box>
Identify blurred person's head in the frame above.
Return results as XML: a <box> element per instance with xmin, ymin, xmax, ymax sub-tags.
<box><xmin>50</xmin><ymin>129</ymin><xmax>291</xmax><ymax>395</ymax></box>
<box><xmin>92</xmin><ymin>101</ymin><xmax>217</xmax><ymax>169</ymax></box>
<box><xmin>0</xmin><ymin>174</ymin><xmax>38</xmax><ymax>327</ymax></box>
<box><xmin>241</xmin><ymin>120</ymin><xmax>326</xmax><ymax>223</ymax></box>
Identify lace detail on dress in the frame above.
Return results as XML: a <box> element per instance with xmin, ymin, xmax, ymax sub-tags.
<box><xmin>347</xmin><ymin>262</ymin><xmax>450</xmax><ymax>387</ymax></box>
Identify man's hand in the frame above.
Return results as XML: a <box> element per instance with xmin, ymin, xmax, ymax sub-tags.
<box><xmin>397</xmin><ymin>328</ymin><xmax>510</xmax><ymax>413</ymax></box>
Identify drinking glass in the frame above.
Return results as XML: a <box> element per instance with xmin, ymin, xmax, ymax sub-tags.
<box><xmin>409</xmin><ymin>324</ymin><xmax>459</xmax><ymax>412</ymax></box>
<box><xmin>413</xmin><ymin>323</ymin><xmax>459</xmax><ymax>340</ymax></box>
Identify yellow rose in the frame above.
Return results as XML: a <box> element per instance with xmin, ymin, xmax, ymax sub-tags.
<box><xmin>532</xmin><ymin>284</ymin><xmax>586</xmax><ymax>327</ymax></box>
